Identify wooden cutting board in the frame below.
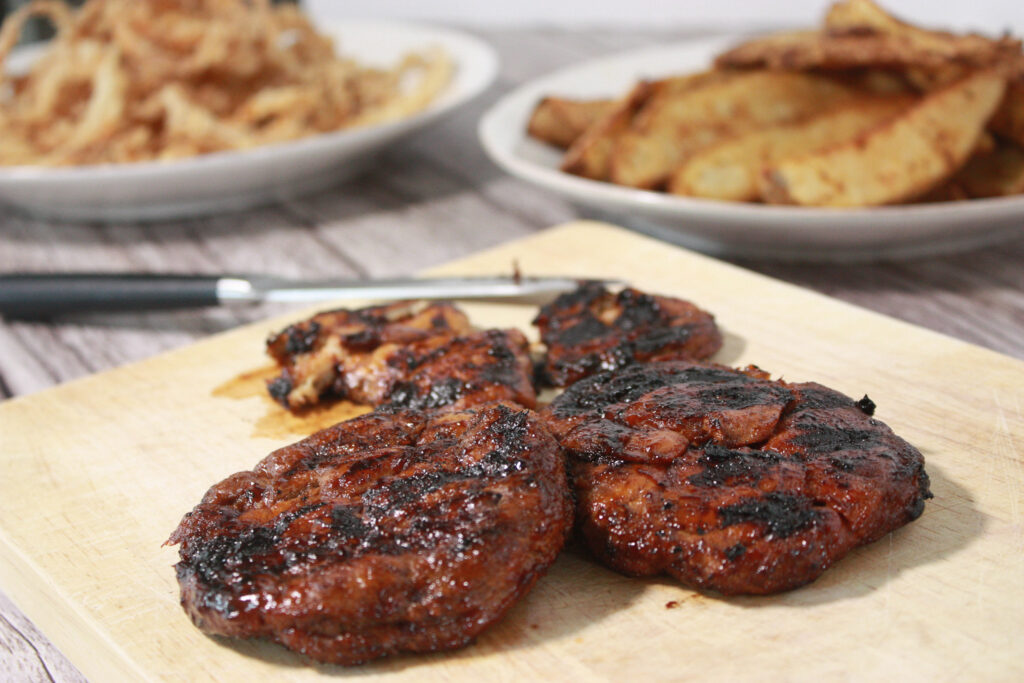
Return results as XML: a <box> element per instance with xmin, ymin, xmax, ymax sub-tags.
<box><xmin>1</xmin><ymin>221</ymin><xmax>1022</xmax><ymax>681</ymax></box>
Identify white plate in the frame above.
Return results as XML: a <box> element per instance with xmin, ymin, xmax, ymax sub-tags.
<box><xmin>478</xmin><ymin>36</ymin><xmax>1024</xmax><ymax>261</ymax></box>
<box><xmin>0</xmin><ymin>21</ymin><xmax>498</xmax><ymax>222</ymax></box>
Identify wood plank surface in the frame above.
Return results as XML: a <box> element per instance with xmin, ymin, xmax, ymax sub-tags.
<box><xmin>1</xmin><ymin>222</ymin><xmax>1022</xmax><ymax>682</ymax></box>
<box><xmin>0</xmin><ymin>25</ymin><xmax>1023</xmax><ymax>682</ymax></box>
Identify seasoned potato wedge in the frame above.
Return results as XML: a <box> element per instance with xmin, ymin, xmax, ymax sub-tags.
<box><xmin>972</xmin><ymin>130</ymin><xmax>998</xmax><ymax>156</ymax></box>
<box><xmin>718</xmin><ymin>2</ymin><xmax>1020</xmax><ymax>74</ymax></box>
<box><xmin>990</xmin><ymin>77</ymin><xmax>1024</xmax><ymax>147</ymax></box>
<box><xmin>534</xmin><ymin>0</ymin><xmax>1024</xmax><ymax>209</ymax></box>
<box><xmin>916</xmin><ymin>180</ymin><xmax>970</xmax><ymax>202</ymax></box>
<box><xmin>824</xmin><ymin>0</ymin><xmax>1020</xmax><ymax>65</ymax></box>
<box><xmin>715</xmin><ymin>30</ymin><xmax>918</xmax><ymax>71</ymax></box>
<box><xmin>527</xmin><ymin>97</ymin><xmax>616</xmax><ymax>149</ymax></box>
<box><xmin>761</xmin><ymin>70</ymin><xmax>1006</xmax><ymax>207</ymax></box>
<box><xmin>609</xmin><ymin>71</ymin><xmax>857</xmax><ymax>189</ymax></box>
<box><xmin>669</xmin><ymin>95</ymin><xmax>914</xmax><ymax>201</ymax></box>
<box><xmin>901</xmin><ymin>63</ymin><xmax>975</xmax><ymax>92</ymax></box>
<box><xmin>560</xmin><ymin>72</ymin><xmax>729</xmax><ymax>181</ymax></box>
<box><xmin>827</xmin><ymin>68</ymin><xmax>915</xmax><ymax>95</ymax></box>
<box><xmin>956</xmin><ymin>141</ymin><xmax>1024</xmax><ymax>198</ymax></box>
<box><xmin>560</xmin><ymin>82</ymin><xmax>655</xmax><ymax>180</ymax></box>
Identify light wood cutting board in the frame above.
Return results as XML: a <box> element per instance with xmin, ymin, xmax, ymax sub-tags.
<box><xmin>1</xmin><ymin>222</ymin><xmax>1022</xmax><ymax>681</ymax></box>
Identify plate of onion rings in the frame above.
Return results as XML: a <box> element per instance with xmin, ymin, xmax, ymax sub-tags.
<box><xmin>0</xmin><ymin>0</ymin><xmax>497</xmax><ymax>221</ymax></box>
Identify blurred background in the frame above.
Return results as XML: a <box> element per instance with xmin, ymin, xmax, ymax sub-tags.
<box><xmin>3</xmin><ymin>0</ymin><xmax>1023</xmax><ymax>35</ymax></box>
<box><xmin>303</xmin><ymin>0</ymin><xmax>1024</xmax><ymax>34</ymax></box>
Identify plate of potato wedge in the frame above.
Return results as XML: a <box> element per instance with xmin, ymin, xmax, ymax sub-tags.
<box><xmin>0</xmin><ymin>1</ymin><xmax>498</xmax><ymax>221</ymax></box>
<box><xmin>479</xmin><ymin>0</ymin><xmax>1024</xmax><ymax>260</ymax></box>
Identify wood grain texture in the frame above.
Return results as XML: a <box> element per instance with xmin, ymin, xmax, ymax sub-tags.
<box><xmin>1</xmin><ymin>222</ymin><xmax>1022</xmax><ymax>682</ymax></box>
<box><xmin>0</xmin><ymin>26</ymin><xmax>1022</xmax><ymax>682</ymax></box>
<box><xmin>0</xmin><ymin>590</ymin><xmax>79</xmax><ymax>683</ymax></box>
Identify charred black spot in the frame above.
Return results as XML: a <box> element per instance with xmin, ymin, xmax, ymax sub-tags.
<box><xmin>724</xmin><ymin>543</ymin><xmax>746</xmax><ymax>561</ymax></box>
<box><xmin>382</xmin><ymin>378</ymin><xmax>465</xmax><ymax>411</ymax></box>
<box><xmin>907</xmin><ymin>495</ymin><xmax>927</xmax><ymax>520</ymax></box>
<box><xmin>486</xmin><ymin>337</ymin><xmax>515</xmax><ymax>361</ymax></box>
<box><xmin>718</xmin><ymin>493</ymin><xmax>819</xmax><ymax>538</ymax></box>
<box><xmin>478</xmin><ymin>337</ymin><xmax>523</xmax><ymax>386</ymax></box>
<box><xmin>696</xmin><ymin>381</ymin><xmax>793</xmax><ymax>411</ymax></box>
<box><xmin>688</xmin><ymin>445</ymin><xmax>780</xmax><ymax>487</ymax></box>
<box><xmin>548</xmin><ymin>364</ymin><xmax>670</xmax><ymax>412</ymax></box>
<box><xmin>613</xmin><ymin>289</ymin><xmax>661</xmax><ymax>330</ymax></box>
<box><xmin>533</xmin><ymin>281</ymin><xmax>606</xmax><ymax>327</ymax></box>
<box><xmin>365</xmin><ymin>469</ymin><xmax>458</xmax><ymax>512</ymax></box>
<box><xmin>909</xmin><ymin>467</ymin><xmax>934</xmax><ymax>519</ymax></box>
<box><xmin>557</xmin><ymin>316</ymin><xmax>609</xmax><ymax>346</ymax></box>
<box><xmin>629</xmin><ymin>327</ymin><xmax>695</xmax><ymax>357</ymax></box>
<box><xmin>186</xmin><ymin>524</ymin><xmax>280</xmax><ymax>586</ymax></box>
<box><xmin>361</xmin><ymin>409</ymin><xmax>532</xmax><ymax>513</ymax></box>
<box><xmin>789</xmin><ymin>385</ymin><xmax>852</xmax><ymax>411</ymax></box>
<box><xmin>483</xmin><ymin>407</ymin><xmax>531</xmax><ymax>468</ymax></box>
<box><xmin>829</xmin><ymin>456</ymin><xmax>858</xmax><ymax>473</ymax></box>
<box><xmin>284</xmin><ymin>321</ymin><xmax>321</xmax><ymax>355</ymax></box>
<box><xmin>550</xmin><ymin>362</ymin><xmax>785</xmax><ymax>419</ymax></box>
<box><xmin>789</xmin><ymin>425</ymin><xmax>884</xmax><ymax>454</ymax></box>
<box><xmin>331</xmin><ymin>506</ymin><xmax>369</xmax><ymax>538</ymax></box>
<box><xmin>856</xmin><ymin>395</ymin><xmax>877</xmax><ymax>416</ymax></box>
<box><xmin>366</xmin><ymin>460</ymin><xmax>514</xmax><ymax>514</ymax></box>
<box><xmin>267</xmin><ymin>375</ymin><xmax>293</xmax><ymax>405</ymax></box>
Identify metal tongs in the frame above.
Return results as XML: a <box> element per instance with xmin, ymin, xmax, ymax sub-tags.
<box><xmin>0</xmin><ymin>273</ymin><xmax>619</xmax><ymax>319</ymax></box>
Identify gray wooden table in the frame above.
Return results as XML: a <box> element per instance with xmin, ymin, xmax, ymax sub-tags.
<box><xmin>1</xmin><ymin>28</ymin><xmax>1022</xmax><ymax>682</ymax></box>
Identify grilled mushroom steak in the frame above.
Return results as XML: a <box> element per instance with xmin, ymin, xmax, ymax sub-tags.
<box><xmin>169</xmin><ymin>402</ymin><xmax>572</xmax><ymax>665</ymax></box>
<box><xmin>533</xmin><ymin>282</ymin><xmax>723</xmax><ymax>387</ymax></box>
<box><xmin>542</xmin><ymin>361</ymin><xmax>931</xmax><ymax>595</ymax></box>
<box><xmin>266</xmin><ymin>300</ymin><xmax>536</xmax><ymax>411</ymax></box>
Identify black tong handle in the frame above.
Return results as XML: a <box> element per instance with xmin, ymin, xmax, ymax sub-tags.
<box><xmin>0</xmin><ymin>274</ymin><xmax>222</xmax><ymax>318</ymax></box>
